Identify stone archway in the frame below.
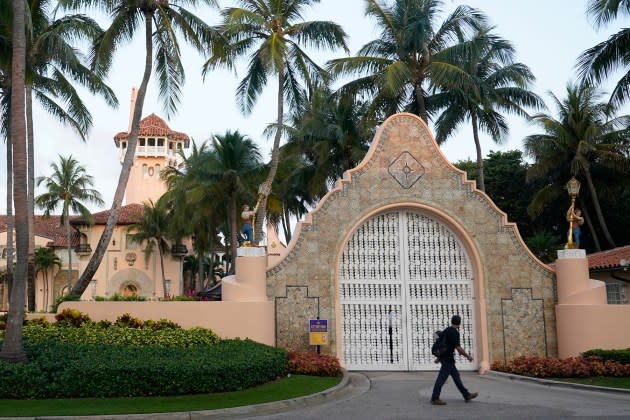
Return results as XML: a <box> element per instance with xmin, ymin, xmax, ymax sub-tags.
<box><xmin>108</xmin><ymin>268</ymin><xmax>154</xmax><ymax>298</ymax></box>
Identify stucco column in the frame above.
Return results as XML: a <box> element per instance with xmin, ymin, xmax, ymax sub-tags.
<box><xmin>222</xmin><ymin>247</ymin><xmax>268</xmax><ymax>302</ymax></box>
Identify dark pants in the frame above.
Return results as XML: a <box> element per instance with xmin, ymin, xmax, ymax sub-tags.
<box><xmin>431</xmin><ymin>359</ymin><xmax>470</xmax><ymax>401</ymax></box>
<box><xmin>242</xmin><ymin>223</ymin><xmax>253</xmax><ymax>242</ymax></box>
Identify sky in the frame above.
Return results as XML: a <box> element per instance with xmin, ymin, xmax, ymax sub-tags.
<box><xmin>0</xmin><ymin>0</ymin><xmax>624</xmax><ymax>214</ymax></box>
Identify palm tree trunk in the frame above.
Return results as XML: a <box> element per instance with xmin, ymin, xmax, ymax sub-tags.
<box><xmin>255</xmin><ymin>70</ymin><xmax>285</xmax><ymax>243</ymax></box>
<box><xmin>26</xmin><ymin>85</ymin><xmax>35</xmax><ymax>311</ymax></box>
<box><xmin>230</xmin><ymin>194</ymin><xmax>238</xmax><ymax>262</ymax></box>
<box><xmin>581</xmin><ymin>205</ymin><xmax>601</xmax><ymax>251</ymax></box>
<box><xmin>471</xmin><ymin>112</ymin><xmax>486</xmax><ymax>192</ymax></box>
<box><xmin>4</xmin><ymin>116</ymin><xmax>14</xmax><ymax>310</ymax></box>
<box><xmin>415</xmin><ymin>82</ymin><xmax>428</xmax><ymax>123</ymax></box>
<box><xmin>582</xmin><ymin>168</ymin><xmax>616</xmax><ymax>248</ymax></box>
<box><xmin>158</xmin><ymin>247</ymin><xmax>167</xmax><ymax>298</ymax></box>
<box><xmin>282</xmin><ymin>205</ymin><xmax>291</xmax><ymax>243</ymax></box>
<box><xmin>65</xmin><ymin>216</ymin><xmax>72</xmax><ymax>293</ymax></box>
<box><xmin>1</xmin><ymin>0</ymin><xmax>29</xmax><ymax>362</ymax></box>
<box><xmin>73</xmin><ymin>13</ymin><xmax>154</xmax><ymax>296</ymax></box>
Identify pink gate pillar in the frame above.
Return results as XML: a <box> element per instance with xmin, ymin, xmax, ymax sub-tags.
<box><xmin>555</xmin><ymin>249</ymin><xmax>630</xmax><ymax>358</ymax></box>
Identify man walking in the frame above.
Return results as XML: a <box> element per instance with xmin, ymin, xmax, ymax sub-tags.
<box><xmin>431</xmin><ymin>315</ymin><xmax>478</xmax><ymax>405</ymax></box>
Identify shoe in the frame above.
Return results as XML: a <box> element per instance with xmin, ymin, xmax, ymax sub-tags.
<box><xmin>465</xmin><ymin>392</ymin><xmax>478</xmax><ymax>402</ymax></box>
<box><xmin>431</xmin><ymin>399</ymin><xmax>447</xmax><ymax>405</ymax></box>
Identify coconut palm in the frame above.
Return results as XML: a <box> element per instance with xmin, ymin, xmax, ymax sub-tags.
<box><xmin>25</xmin><ymin>0</ymin><xmax>116</xmax><ymax>311</ymax></box>
<box><xmin>431</xmin><ymin>26</ymin><xmax>544</xmax><ymax>191</ymax></box>
<box><xmin>204</xmin><ymin>0</ymin><xmax>349</xmax><ymax>242</ymax></box>
<box><xmin>206</xmin><ymin>130</ymin><xmax>263</xmax><ymax>262</ymax></box>
<box><xmin>0</xmin><ymin>0</ymin><xmax>29</xmax><ymax>363</ymax></box>
<box><xmin>35</xmin><ymin>155</ymin><xmax>105</xmax><ymax>294</ymax></box>
<box><xmin>34</xmin><ymin>247</ymin><xmax>61</xmax><ymax>312</ymax></box>
<box><xmin>327</xmin><ymin>0</ymin><xmax>486</xmax><ymax>124</ymax></box>
<box><xmin>57</xmin><ymin>0</ymin><xmax>222</xmax><ymax>296</ymax></box>
<box><xmin>523</xmin><ymin>82</ymin><xmax>630</xmax><ymax>249</ymax></box>
<box><xmin>577</xmin><ymin>0</ymin><xmax>630</xmax><ymax>108</ymax></box>
<box><xmin>127</xmin><ymin>199</ymin><xmax>171</xmax><ymax>298</ymax></box>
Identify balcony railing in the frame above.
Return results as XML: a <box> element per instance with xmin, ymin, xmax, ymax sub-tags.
<box><xmin>171</xmin><ymin>243</ymin><xmax>188</xmax><ymax>257</ymax></box>
<box><xmin>74</xmin><ymin>244</ymin><xmax>92</xmax><ymax>256</ymax></box>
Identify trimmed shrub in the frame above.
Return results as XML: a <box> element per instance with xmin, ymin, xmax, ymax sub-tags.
<box><xmin>95</xmin><ymin>294</ymin><xmax>147</xmax><ymax>301</ymax></box>
<box><xmin>0</xmin><ymin>339</ymin><xmax>287</xmax><ymax>399</ymax></box>
<box><xmin>115</xmin><ymin>313</ymin><xmax>144</xmax><ymax>329</ymax></box>
<box><xmin>491</xmin><ymin>355</ymin><xmax>630</xmax><ymax>378</ymax></box>
<box><xmin>22</xmin><ymin>323</ymin><xmax>219</xmax><ymax>348</ymax></box>
<box><xmin>288</xmin><ymin>351</ymin><xmax>342</xmax><ymax>376</ymax></box>
<box><xmin>582</xmin><ymin>348</ymin><xmax>630</xmax><ymax>365</ymax></box>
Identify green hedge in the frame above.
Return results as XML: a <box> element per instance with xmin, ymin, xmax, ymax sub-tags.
<box><xmin>20</xmin><ymin>324</ymin><xmax>220</xmax><ymax>348</ymax></box>
<box><xmin>0</xmin><ymin>339</ymin><xmax>288</xmax><ymax>399</ymax></box>
<box><xmin>582</xmin><ymin>348</ymin><xmax>630</xmax><ymax>365</ymax></box>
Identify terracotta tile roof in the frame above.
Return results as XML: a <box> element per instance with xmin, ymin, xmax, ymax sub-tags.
<box><xmin>587</xmin><ymin>245</ymin><xmax>630</xmax><ymax>270</ymax></box>
<box><xmin>113</xmin><ymin>113</ymin><xmax>189</xmax><ymax>143</ymax></box>
<box><xmin>0</xmin><ymin>215</ymin><xmax>79</xmax><ymax>248</ymax></box>
<box><xmin>71</xmin><ymin>203</ymin><xmax>144</xmax><ymax>226</ymax></box>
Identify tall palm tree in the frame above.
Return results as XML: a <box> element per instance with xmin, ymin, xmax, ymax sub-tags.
<box><xmin>57</xmin><ymin>0</ymin><xmax>221</xmax><ymax>296</ymax></box>
<box><xmin>327</xmin><ymin>0</ymin><xmax>485</xmax><ymax>124</ymax></box>
<box><xmin>25</xmin><ymin>0</ymin><xmax>116</xmax><ymax>311</ymax></box>
<box><xmin>204</xmin><ymin>0</ymin><xmax>349</xmax><ymax>242</ymax></box>
<box><xmin>206</xmin><ymin>130</ymin><xmax>263</xmax><ymax>261</ymax></box>
<box><xmin>0</xmin><ymin>0</ymin><xmax>29</xmax><ymax>363</ymax></box>
<box><xmin>577</xmin><ymin>0</ymin><xmax>630</xmax><ymax>108</ymax></box>
<box><xmin>431</xmin><ymin>27</ymin><xmax>544</xmax><ymax>191</ymax></box>
<box><xmin>34</xmin><ymin>247</ymin><xmax>61</xmax><ymax>311</ymax></box>
<box><xmin>524</xmin><ymin>82</ymin><xmax>630</xmax><ymax>249</ymax></box>
<box><xmin>35</xmin><ymin>155</ymin><xmax>104</xmax><ymax>293</ymax></box>
<box><xmin>127</xmin><ymin>199</ymin><xmax>171</xmax><ymax>298</ymax></box>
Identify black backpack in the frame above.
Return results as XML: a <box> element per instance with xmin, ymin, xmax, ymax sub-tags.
<box><xmin>431</xmin><ymin>329</ymin><xmax>448</xmax><ymax>357</ymax></box>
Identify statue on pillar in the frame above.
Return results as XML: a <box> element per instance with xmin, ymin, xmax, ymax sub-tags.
<box><xmin>566</xmin><ymin>205</ymin><xmax>584</xmax><ymax>248</ymax></box>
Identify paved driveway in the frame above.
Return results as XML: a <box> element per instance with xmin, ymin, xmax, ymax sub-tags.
<box><xmin>244</xmin><ymin>371</ymin><xmax>630</xmax><ymax>420</ymax></box>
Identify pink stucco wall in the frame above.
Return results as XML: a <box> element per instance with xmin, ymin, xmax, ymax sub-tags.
<box><xmin>555</xmin><ymin>249</ymin><xmax>630</xmax><ymax>358</ymax></box>
<box><xmin>58</xmin><ymin>301</ymin><xmax>275</xmax><ymax>346</ymax></box>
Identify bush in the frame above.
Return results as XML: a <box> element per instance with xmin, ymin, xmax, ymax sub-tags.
<box><xmin>95</xmin><ymin>294</ymin><xmax>147</xmax><ymax>301</ymax></box>
<box><xmin>54</xmin><ymin>308</ymin><xmax>92</xmax><ymax>327</ymax></box>
<box><xmin>582</xmin><ymin>348</ymin><xmax>630</xmax><ymax>365</ymax></box>
<box><xmin>115</xmin><ymin>313</ymin><xmax>144</xmax><ymax>329</ymax></box>
<box><xmin>288</xmin><ymin>351</ymin><xmax>342</xmax><ymax>376</ymax></box>
<box><xmin>51</xmin><ymin>294</ymin><xmax>81</xmax><ymax>313</ymax></box>
<box><xmin>0</xmin><ymin>339</ymin><xmax>287</xmax><ymax>398</ymax></box>
<box><xmin>491</xmin><ymin>355</ymin><xmax>630</xmax><ymax>378</ymax></box>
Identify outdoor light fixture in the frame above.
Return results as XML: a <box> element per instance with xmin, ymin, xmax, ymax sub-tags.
<box><xmin>565</xmin><ymin>176</ymin><xmax>581</xmax><ymax>249</ymax></box>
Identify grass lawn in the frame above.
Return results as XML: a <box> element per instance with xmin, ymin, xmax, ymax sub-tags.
<box><xmin>0</xmin><ymin>374</ymin><xmax>342</xmax><ymax>417</ymax></box>
<box><xmin>548</xmin><ymin>376</ymin><xmax>630</xmax><ymax>389</ymax></box>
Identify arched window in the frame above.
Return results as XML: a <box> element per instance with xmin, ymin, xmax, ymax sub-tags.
<box><xmin>155</xmin><ymin>164</ymin><xmax>161</xmax><ymax>177</ymax></box>
<box><xmin>142</xmin><ymin>164</ymin><xmax>148</xmax><ymax>177</ymax></box>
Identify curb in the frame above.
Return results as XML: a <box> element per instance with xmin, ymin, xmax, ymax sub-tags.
<box><xmin>30</xmin><ymin>371</ymin><xmax>370</xmax><ymax>420</ymax></box>
<box><xmin>485</xmin><ymin>370</ymin><xmax>630</xmax><ymax>395</ymax></box>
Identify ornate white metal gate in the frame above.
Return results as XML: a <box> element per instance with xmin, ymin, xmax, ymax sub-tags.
<box><xmin>339</xmin><ymin>210</ymin><xmax>476</xmax><ymax>371</ymax></box>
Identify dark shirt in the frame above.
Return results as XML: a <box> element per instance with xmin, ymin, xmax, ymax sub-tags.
<box><xmin>440</xmin><ymin>326</ymin><xmax>460</xmax><ymax>362</ymax></box>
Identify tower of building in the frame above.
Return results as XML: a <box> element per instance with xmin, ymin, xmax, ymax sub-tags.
<box><xmin>113</xmin><ymin>89</ymin><xmax>190</xmax><ymax>205</ymax></box>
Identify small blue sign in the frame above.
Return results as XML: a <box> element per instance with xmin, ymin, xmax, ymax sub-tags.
<box><xmin>309</xmin><ymin>319</ymin><xmax>328</xmax><ymax>333</ymax></box>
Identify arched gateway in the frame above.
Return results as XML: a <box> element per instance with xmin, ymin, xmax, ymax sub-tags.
<box><xmin>267</xmin><ymin>113</ymin><xmax>556</xmax><ymax>372</ymax></box>
<box><xmin>339</xmin><ymin>210</ymin><xmax>475</xmax><ymax>370</ymax></box>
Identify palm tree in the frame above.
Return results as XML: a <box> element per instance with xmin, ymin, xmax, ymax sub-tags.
<box><xmin>523</xmin><ymin>82</ymin><xmax>630</xmax><ymax>249</ymax></box>
<box><xmin>327</xmin><ymin>0</ymin><xmax>485</xmax><ymax>124</ymax></box>
<box><xmin>25</xmin><ymin>0</ymin><xmax>116</xmax><ymax>311</ymax></box>
<box><xmin>431</xmin><ymin>26</ymin><xmax>544</xmax><ymax>191</ymax></box>
<box><xmin>206</xmin><ymin>130</ymin><xmax>263</xmax><ymax>261</ymax></box>
<box><xmin>127</xmin><ymin>199</ymin><xmax>171</xmax><ymax>298</ymax></box>
<box><xmin>35</xmin><ymin>155</ymin><xmax>105</xmax><ymax>294</ymax></box>
<box><xmin>34</xmin><ymin>247</ymin><xmax>61</xmax><ymax>311</ymax></box>
<box><xmin>577</xmin><ymin>0</ymin><xmax>630</xmax><ymax>108</ymax></box>
<box><xmin>57</xmin><ymin>0</ymin><xmax>221</xmax><ymax>296</ymax></box>
<box><xmin>204</xmin><ymin>0</ymin><xmax>349</xmax><ymax>242</ymax></box>
<box><xmin>0</xmin><ymin>0</ymin><xmax>29</xmax><ymax>363</ymax></box>
<box><xmin>282</xmin><ymin>86</ymin><xmax>374</xmax><ymax>197</ymax></box>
